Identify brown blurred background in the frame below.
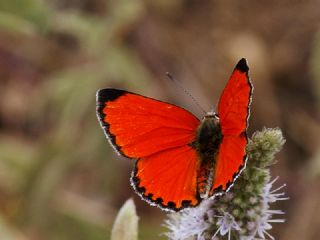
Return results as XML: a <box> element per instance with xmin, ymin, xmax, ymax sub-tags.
<box><xmin>0</xmin><ymin>0</ymin><xmax>320</xmax><ymax>239</ymax></box>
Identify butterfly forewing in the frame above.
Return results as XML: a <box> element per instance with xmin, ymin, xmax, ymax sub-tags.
<box><xmin>217</xmin><ymin>59</ymin><xmax>252</xmax><ymax>136</ymax></box>
<box><xmin>97</xmin><ymin>89</ymin><xmax>200</xmax><ymax>158</ymax></box>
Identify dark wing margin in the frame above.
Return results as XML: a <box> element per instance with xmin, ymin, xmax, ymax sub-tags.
<box><xmin>96</xmin><ymin>89</ymin><xmax>128</xmax><ymax>157</ymax></box>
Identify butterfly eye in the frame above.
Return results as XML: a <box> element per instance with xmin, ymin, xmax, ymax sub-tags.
<box><xmin>203</xmin><ymin>111</ymin><xmax>219</xmax><ymax>121</ymax></box>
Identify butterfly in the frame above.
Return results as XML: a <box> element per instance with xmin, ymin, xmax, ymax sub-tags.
<box><xmin>96</xmin><ymin>58</ymin><xmax>253</xmax><ymax>212</ymax></box>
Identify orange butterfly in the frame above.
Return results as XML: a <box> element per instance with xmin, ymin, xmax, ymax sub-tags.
<box><xmin>96</xmin><ymin>58</ymin><xmax>253</xmax><ymax>211</ymax></box>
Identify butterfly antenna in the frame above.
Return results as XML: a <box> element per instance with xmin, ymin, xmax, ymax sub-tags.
<box><xmin>166</xmin><ymin>72</ymin><xmax>206</xmax><ymax>114</ymax></box>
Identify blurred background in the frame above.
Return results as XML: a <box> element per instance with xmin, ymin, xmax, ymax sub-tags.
<box><xmin>0</xmin><ymin>0</ymin><xmax>320</xmax><ymax>239</ymax></box>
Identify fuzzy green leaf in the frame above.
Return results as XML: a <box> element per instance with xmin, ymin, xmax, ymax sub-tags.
<box><xmin>111</xmin><ymin>198</ymin><xmax>139</xmax><ymax>240</ymax></box>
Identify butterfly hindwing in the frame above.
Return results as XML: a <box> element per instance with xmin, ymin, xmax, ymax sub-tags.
<box><xmin>210</xmin><ymin>58</ymin><xmax>253</xmax><ymax>194</ymax></box>
<box><xmin>132</xmin><ymin>145</ymin><xmax>201</xmax><ymax>211</ymax></box>
<box><xmin>210</xmin><ymin>134</ymin><xmax>247</xmax><ymax>194</ymax></box>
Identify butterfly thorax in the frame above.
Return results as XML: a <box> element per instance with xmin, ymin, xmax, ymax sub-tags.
<box><xmin>196</xmin><ymin>113</ymin><xmax>222</xmax><ymax>157</ymax></box>
<box><xmin>192</xmin><ymin>113</ymin><xmax>223</xmax><ymax>198</ymax></box>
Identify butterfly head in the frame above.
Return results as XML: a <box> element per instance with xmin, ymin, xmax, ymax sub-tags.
<box><xmin>204</xmin><ymin>111</ymin><xmax>219</xmax><ymax>119</ymax></box>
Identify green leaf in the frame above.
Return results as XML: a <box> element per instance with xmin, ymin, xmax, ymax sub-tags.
<box><xmin>111</xmin><ymin>198</ymin><xmax>139</xmax><ymax>240</ymax></box>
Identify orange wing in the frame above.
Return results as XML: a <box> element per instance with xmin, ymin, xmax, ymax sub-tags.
<box><xmin>218</xmin><ymin>58</ymin><xmax>253</xmax><ymax>136</ymax></box>
<box><xmin>96</xmin><ymin>89</ymin><xmax>199</xmax><ymax>158</ymax></box>
<box><xmin>96</xmin><ymin>89</ymin><xmax>201</xmax><ymax>210</ymax></box>
<box><xmin>210</xmin><ymin>58</ymin><xmax>253</xmax><ymax>193</ymax></box>
<box><xmin>210</xmin><ymin>134</ymin><xmax>247</xmax><ymax>193</ymax></box>
<box><xmin>132</xmin><ymin>146</ymin><xmax>200</xmax><ymax>211</ymax></box>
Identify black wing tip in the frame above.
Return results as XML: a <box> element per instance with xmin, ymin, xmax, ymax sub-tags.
<box><xmin>96</xmin><ymin>88</ymin><xmax>127</xmax><ymax>103</ymax></box>
<box><xmin>235</xmin><ymin>58</ymin><xmax>249</xmax><ymax>72</ymax></box>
